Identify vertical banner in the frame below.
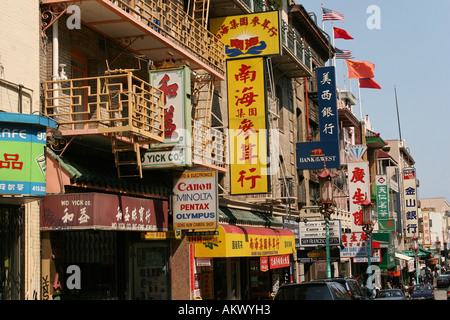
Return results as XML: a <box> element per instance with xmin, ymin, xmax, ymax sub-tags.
<box><xmin>227</xmin><ymin>57</ymin><xmax>269</xmax><ymax>194</ymax></box>
<box><xmin>316</xmin><ymin>66</ymin><xmax>339</xmax><ymax>143</ymax></box>
<box><xmin>403</xmin><ymin>168</ymin><xmax>418</xmax><ymax>237</ymax></box>
<box><xmin>422</xmin><ymin>210</ymin><xmax>431</xmax><ymax>246</ymax></box>
<box><xmin>376</xmin><ymin>175</ymin><xmax>389</xmax><ymax>219</ymax></box>
<box><xmin>348</xmin><ymin>162</ymin><xmax>370</xmax><ymax>232</ymax></box>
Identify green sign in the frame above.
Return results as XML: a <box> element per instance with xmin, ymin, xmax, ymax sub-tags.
<box><xmin>376</xmin><ymin>175</ymin><xmax>389</xmax><ymax>219</ymax></box>
<box><xmin>0</xmin><ymin>123</ymin><xmax>47</xmax><ymax>196</ymax></box>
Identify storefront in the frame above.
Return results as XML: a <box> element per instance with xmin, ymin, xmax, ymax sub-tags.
<box><xmin>0</xmin><ymin>112</ymin><xmax>56</xmax><ymax>299</ymax></box>
<box><xmin>192</xmin><ymin>222</ymin><xmax>295</xmax><ymax>300</ymax></box>
<box><xmin>40</xmin><ymin>192</ymin><xmax>170</xmax><ymax>299</ymax></box>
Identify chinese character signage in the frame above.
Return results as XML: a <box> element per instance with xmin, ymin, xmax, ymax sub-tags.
<box><xmin>317</xmin><ymin>66</ymin><xmax>339</xmax><ymax>142</ymax></box>
<box><xmin>348</xmin><ymin>161</ymin><xmax>370</xmax><ymax>232</ymax></box>
<box><xmin>145</xmin><ymin>66</ymin><xmax>192</xmax><ymax>168</ymax></box>
<box><xmin>296</xmin><ymin>66</ymin><xmax>340</xmax><ymax>170</ymax></box>
<box><xmin>194</xmin><ymin>224</ymin><xmax>295</xmax><ymax>258</ymax></box>
<box><xmin>210</xmin><ymin>11</ymin><xmax>281</xmax><ymax>59</ymax></box>
<box><xmin>340</xmin><ymin>232</ymin><xmax>370</xmax><ymax>258</ymax></box>
<box><xmin>376</xmin><ymin>175</ymin><xmax>389</xmax><ymax>219</ymax></box>
<box><xmin>172</xmin><ymin>170</ymin><xmax>218</xmax><ymax>230</ymax></box>
<box><xmin>41</xmin><ymin>193</ymin><xmax>168</xmax><ymax>231</ymax></box>
<box><xmin>422</xmin><ymin>210</ymin><xmax>431</xmax><ymax>246</ymax></box>
<box><xmin>403</xmin><ymin>168</ymin><xmax>418</xmax><ymax>237</ymax></box>
<box><xmin>227</xmin><ymin>57</ymin><xmax>269</xmax><ymax>194</ymax></box>
<box><xmin>0</xmin><ymin>123</ymin><xmax>47</xmax><ymax>196</ymax></box>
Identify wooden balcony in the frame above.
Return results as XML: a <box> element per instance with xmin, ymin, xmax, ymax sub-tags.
<box><xmin>41</xmin><ymin>0</ymin><xmax>226</xmax><ymax>80</ymax></box>
<box><xmin>42</xmin><ymin>71</ymin><xmax>165</xmax><ymax>143</ymax></box>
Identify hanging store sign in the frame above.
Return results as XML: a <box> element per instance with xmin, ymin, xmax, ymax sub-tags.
<box><xmin>296</xmin><ymin>66</ymin><xmax>340</xmax><ymax>170</ymax></box>
<box><xmin>378</xmin><ymin>219</ymin><xmax>396</xmax><ymax>232</ymax></box>
<box><xmin>348</xmin><ymin>161</ymin><xmax>370</xmax><ymax>232</ymax></box>
<box><xmin>403</xmin><ymin>167</ymin><xmax>418</xmax><ymax>237</ymax></box>
<box><xmin>299</xmin><ymin>220</ymin><xmax>342</xmax><ymax>247</ymax></box>
<box><xmin>340</xmin><ymin>232</ymin><xmax>370</xmax><ymax>258</ymax></box>
<box><xmin>227</xmin><ymin>57</ymin><xmax>270</xmax><ymax>194</ymax></box>
<box><xmin>296</xmin><ymin>141</ymin><xmax>340</xmax><ymax>170</ymax></box>
<box><xmin>269</xmin><ymin>254</ymin><xmax>290</xmax><ymax>269</ymax></box>
<box><xmin>0</xmin><ymin>121</ymin><xmax>51</xmax><ymax>197</ymax></box>
<box><xmin>145</xmin><ymin>66</ymin><xmax>192</xmax><ymax>168</ymax></box>
<box><xmin>41</xmin><ymin>193</ymin><xmax>168</xmax><ymax>231</ymax></box>
<box><xmin>194</xmin><ymin>224</ymin><xmax>295</xmax><ymax>258</ymax></box>
<box><xmin>210</xmin><ymin>11</ymin><xmax>281</xmax><ymax>59</ymax></box>
<box><xmin>422</xmin><ymin>210</ymin><xmax>431</xmax><ymax>246</ymax></box>
<box><xmin>376</xmin><ymin>175</ymin><xmax>389</xmax><ymax>219</ymax></box>
<box><xmin>172</xmin><ymin>170</ymin><xmax>218</xmax><ymax>230</ymax></box>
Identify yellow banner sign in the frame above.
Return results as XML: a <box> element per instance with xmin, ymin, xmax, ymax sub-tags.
<box><xmin>194</xmin><ymin>225</ymin><xmax>295</xmax><ymax>258</ymax></box>
<box><xmin>210</xmin><ymin>11</ymin><xmax>281</xmax><ymax>59</ymax></box>
<box><xmin>227</xmin><ymin>57</ymin><xmax>269</xmax><ymax>194</ymax></box>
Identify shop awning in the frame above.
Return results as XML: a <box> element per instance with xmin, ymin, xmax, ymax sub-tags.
<box><xmin>218</xmin><ymin>207</ymin><xmax>283</xmax><ymax>228</ymax></box>
<box><xmin>395</xmin><ymin>252</ymin><xmax>414</xmax><ymax>261</ymax></box>
<box><xmin>194</xmin><ymin>224</ymin><xmax>295</xmax><ymax>258</ymax></box>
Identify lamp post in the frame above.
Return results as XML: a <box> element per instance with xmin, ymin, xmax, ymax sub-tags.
<box><xmin>317</xmin><ymin>164</ymin><xmax>336</xmax><ymax>279</ymax></box>
<box><xmin>412</xmin><ymin>235</ymin><xmax>419</xmax><ymax>284</ymax></box>
<box><xmin>361</xmin><ymin>197</ymin><xmax>374</xmax><ymax>292</ymax></box>
<box><xmin>444</xmin><ymin>242</ymin><xmax>448</xmax><ymax>271</ymax></box>
<box><xmin>436</xmin><ymin>239</ymin><xmax>441</xmax><ymax>277</ymax></box>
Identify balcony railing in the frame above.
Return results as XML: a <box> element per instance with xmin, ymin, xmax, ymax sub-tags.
<box><xmin>281</xmin><ymin>20</ymin><xmax>313</xmax><ymax>72</ymax></box>
<box><xmin>193</xmin><ymin>120</ymin><xmax>227</xmax><ymax>171</ymax></box>
<box><xmin>111</xmin><ymin>0</ymin><xmax>225</xmax><ymax>77</ymax></box>
<box><xmin>42</xmin><ymin>72</ymin><xmax>165</xmax><ymax>143</ymax></box>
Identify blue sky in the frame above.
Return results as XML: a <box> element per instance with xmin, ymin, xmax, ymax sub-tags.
<box><xmin>297</xmin><ymin>0</ymin><xmax>450</xmax><ymax>201</ymax></box>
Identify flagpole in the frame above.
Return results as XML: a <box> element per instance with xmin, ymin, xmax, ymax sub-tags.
<box><xmin>331</xmin><ymin>22</ymin><xmax>336</xmax><ymax>67</ymax></box>
<box><xmin>358</xmin><ymin>79</ymin><xmax>363</xmax><ymax>122</ymax></box>
<box><xmin>321</xmin><ymin>3</ymin><xmax>325</xmax><ymax>30</ymax></box>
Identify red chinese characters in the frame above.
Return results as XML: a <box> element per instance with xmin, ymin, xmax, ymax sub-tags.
<box><xmin>157</xmin><ymin>74</ymin><xmax>179</xmax><ymax>138</ymax></box>
<box><xmin>0</xmin><ymin>154</ymin><xmax>23</xmax><ymax>170</ymax></box>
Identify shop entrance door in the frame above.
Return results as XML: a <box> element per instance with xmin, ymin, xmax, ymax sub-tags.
<box><xmin>131</xmin><ymin>242</ymin><xmax>170</xmax><ymax>300</ymax></box>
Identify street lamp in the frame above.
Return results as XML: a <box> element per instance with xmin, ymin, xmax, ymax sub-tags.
<box><xmin>436</xmin><ymin>239</ymin><xmax>441</xmax><ymax>277</ymax></box>
<box><xmin>444</xmin><ymin>242</ymin><xmax>448</xmax><ymax>271</ymax></box>
<box><xmin>412</xmin><ymin>235</ymin><xmax>419</xmax><ymax>284</ymax></box>
<box><xmin>360</xmin><ymin>197</ymin><xmax>374</xmax><ymax>292</ymax></box>
<box><xmin>317</xmin><ymin>164</ymin><xmax>336</xmax><ymax>279</ymax></box>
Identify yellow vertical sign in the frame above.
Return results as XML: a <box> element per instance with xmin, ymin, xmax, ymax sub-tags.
<box><xmin>227</xmin><ymin>57</ymin><xmax>269</xmax><ymax>194</ymax></box>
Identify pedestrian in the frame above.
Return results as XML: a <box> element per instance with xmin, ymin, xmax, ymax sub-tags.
<box><xmin>386</xmin><ymin>281</ymin><xmax>392</xmax><ymax>289</ymax></box>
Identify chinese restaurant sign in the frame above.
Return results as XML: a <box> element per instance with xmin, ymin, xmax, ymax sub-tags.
<box><xmin>210</xmin><ymin>11</ymin><xmax>281</xmax><ymax>59</ymax></box>
<box><xmin>227</xmin><ymin>57</ymin><xmax>269</xmax><ymax>194</ymax></box>
<box><xmin>0</xmin><ymin>123</ymin><xmax>47</xmax><ymax>196</ymax></box>
<box><xmin>348</xmin><ymin>161</ymin><xmax>370</xmax><ymax>232</ymax></box>
<box><xmin>41</xmin><ymin>193</ymin><xmax>168</xmax><ymax>231</ymax></box>
<box><xmin>403</xmin><ymin>168</ymin><xmax>418</xmax><ymax>237</ymax></box>
<box><xmin>340</xmin><ymin>232</ymin><xmax>371</xmax><ymax>258</ymax></box>
<box><xmin>296</xmin><ymin>66</ymin><xmax>340</xmax><ymax>170</ymax></box>
<box><xmin>172</xmin><ymin>170</ymin><xmax>218</xmax><ymax>230</ymax></box>
<box><xmin>144</xmin><ymin>66</ymin><xmax>192</xmax><ymax>168</ymax></box>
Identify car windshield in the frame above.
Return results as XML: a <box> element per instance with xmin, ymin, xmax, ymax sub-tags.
<box><xmin>378</xmin><ymin>290</ymin><xmax>403</xmax><ymax>298</ymax></box>
<box><xmin>414</xmin><ymin>284</ymin><xmax>432</xmax><ymax>290</ymax></box>
<box><xmin>275</xmin><ymin>284</ymin><xmax>333</xmax><ymax>300</ymax></box>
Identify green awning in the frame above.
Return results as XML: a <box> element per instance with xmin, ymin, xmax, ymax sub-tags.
<box><xmin>396</xmin><ymin>247</ymin><xmax>435</xmax><ymax>259</ymax></box>
<box><xmin>47</xmin><ymin>148</ymin><xmax>171</xmax><ymax>197</ymax></box>
<box><xmin>219</xmin><ymin>207</ymin><xmax>283</xmax><ymax>228</ymax></box>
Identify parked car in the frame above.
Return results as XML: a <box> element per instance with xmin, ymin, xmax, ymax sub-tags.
<box><xmin>375</xmin><ymin>289</ymin><xmax>406</xmax><ymax>300</ymax></box>
<box><xmin>410</xmin><ymin>284</ymin><xmax>434</xmax><ymax>300</ymax></box>
<box><xmin>437</xmin><ymin>275</ymin><xmax>450</xmax><ymax>288</ymax></box>
<box><xmin>311</xmin><ymin>277</ymin><xmax>368</xmax><ymax>300</ymax></box>
<box><xmin>273</xmin><ymin>280</ymin><xmax>352</xmax><ymax>300</ymax></box>
<box><xmin>447</xmin><ymin>287</ymin><xmax>450</xmax><ymax>300</ymax></box>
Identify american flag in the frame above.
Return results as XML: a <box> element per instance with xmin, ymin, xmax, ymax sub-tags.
<box><xmin>322</xmin><ymin>7</ymin><xmax>344</xmax><ymax>22</ymax></box>
<box><xmin>335</xmin><ymin>48</ymin><xmax>353</xmax><ymax>59</ymax></box>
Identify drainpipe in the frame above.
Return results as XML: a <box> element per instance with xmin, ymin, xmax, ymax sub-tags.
<box><xmin>52</xmin><ymin>20</ymin><xmax>59</xmax><ymax>107</ymax></box>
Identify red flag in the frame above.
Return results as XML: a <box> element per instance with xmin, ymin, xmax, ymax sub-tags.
<box><xmin>333</xmin><ymin>27</ymin><xmax>353</xmax><ymax>40</ymax></box>
<box><xmin>346</xmin><ymin>60</ymin><xmax>375</xmax><ymax>79</ymax></box>
<box><xmin>359</xmin><ymin>78</ymin><xmax>381</xmax><ymax>89</ymax></box>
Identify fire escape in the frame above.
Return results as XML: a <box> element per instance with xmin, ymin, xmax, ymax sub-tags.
<box><xmin>41</xmin><ymin>0</ymin><xmax>226</xmax><ymax>178</ymax></box>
